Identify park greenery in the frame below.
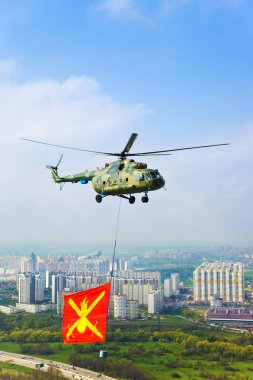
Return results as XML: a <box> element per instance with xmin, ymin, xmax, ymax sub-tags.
<box><xmin>0</xmin><ymin>361</ymin><xmax>67</xmax><ymax>380</ymax></box>
<box><xmin>1</xmin><ymin>311</ymin><xmax>253</xmax><ymax>379</ymax></box>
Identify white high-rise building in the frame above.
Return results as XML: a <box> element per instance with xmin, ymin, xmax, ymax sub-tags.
<box><xmin>18</xmin><ymin>273</ymin><xmax>35</xmax><ymax>304</ymax></box>
<box><xmin>171</xmin><ymin>273</ymin><xmax>180</xmax><ymax>294</ymax></box>
<box><xmin>114</xmin><ymin>295</ymin><xmax>127</xmax><ymax>319</ymax></box>
<box><xmin>164</xmin><ymin>278</ymin><xmax>172</xmax><ymax>298</ymax></box>
<box><xmin>45</xmin><ymin>271</ymin><xmax>52</xmax><ymax>288</ymax></box>
<box><xmin>122</xmin><ymin>283</ymin><xmax>154</xmax><ymax>305</ymax></box>
<box><xmin>127</xmin><ymin>300</ymin><xmax>139</xmax><ymax>320</ymax></box>
<box><xmin>52</xmin><ymin>273</ymin><xmax>66</xmax><ymax>304</ymax></box>
<box><xmin>18</xmin><ymin>274</ymin><xmax>31</xmax><ymax>304</ymax></box>
<box><xmin>66</xmin><ymin>275</ymin><xmax>77</xmax><ymax>291</ymax></box>
<box><xmin>35</xmin><ymin>274</ymin><xmax>44</xmax><ymax>301</ymax></box>
<box><xmin>36</xmin><ymin>256</ymin><xmax>45</xmax><ymax>272</ymax></box>
<box><xmin>148</xmin><ymin>288</ymin><xmax>163</xmax><ymax>314</ymax></box>
<box><xmin>193</xmin><ymin>262</ymin><xmax>244</xmax><ymax>303</ymax></box>
<box><xmin>20</xmin><ymin>253</ymin><xmax>36</xmax><ymax>273</ymax></box>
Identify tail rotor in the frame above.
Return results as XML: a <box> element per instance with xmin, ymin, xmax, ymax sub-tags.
<box><xmin>46</xmin><ymin>154</ymin><xmax>63</xmax><ymax>171</ymax></box>
<box><xmin>46</xmin><ymin>154</ymin><xmax>64</xmax><ymax>188</ymax></box>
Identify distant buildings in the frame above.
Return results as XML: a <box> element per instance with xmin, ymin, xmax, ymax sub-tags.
<box><xmin>35</xmin><ymin>274</ymin><xmax>44</xmax><ymax>301</ymax></box>
<box><xmin>193</xmin><ymin>262</ymin><xmax>244</xmax><ymax>304</ymax></box>
<box><xmin>113</xmin><ymin>295</ymin><xmax>139</xmax><ymax>320</ymax></box>
<box><xmin>52</xmin><ymin>273</ymin><xmax>66</xmax><ymax>304</ymax></box>
<box><xmin>114</xmin><ymin>295</ymin><xmax>127</xmax><ymax>319</ymax></box>
<box><xmin>0</xmin><ymin>303</ymin><xmax>54</xmax><ymax>314</ymax></box>
<box><xmin>17</xmin><ymin>272</ymin><xmax>45</xmax><ymax>304</ymax></box>
<box><xmin>57</xmin><ymin>289</ymin><xmax>73</xmax><ymax>316</ymax></box>
<box><xmin>148</xmin><ymin>288</ymin><xmax>163</xmax><ymax>314</ymax></box>
<box><xmin>164</xmin><ymin>278</ymin><xmax>172</xmax><ymax>298</ymax></box>
<box><xmin>164</xmin><ymin>273</ymin><xmax>180</xmax><ymax>298</ymax></box>
<box><xmin>17</xmin><ymin>273</ymin><xmax>35</xmax><ymax>304</ymax></box>
<box><xmin>20</xmin><ymin>253</ymin><xmax>36</xmax><ymax>273</ymax></box>
<box><xmin>171</xmin><ymin>273</ymin><xmax>180</xmax><ymax>294</ymax></box>
<box><xmin>104</xmin><ymin>274</ymin><xmax>157</xmax><ymax>317</ymax></box>
<box><xmin>207</xmin><ymin>307</ymin><xmax>253</xmax><ymax>327</ymax></box>
<box><xmin>2</xmin><ymin>250</ymin><xmax>197</xmax><ymax>318</ymax></box>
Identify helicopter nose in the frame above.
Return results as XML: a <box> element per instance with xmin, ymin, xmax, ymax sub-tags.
<box><xmin>159</xmin><ymin>178</ymin><xmax>165</xmax><ymax>188</ymax></box>
<box><xmin>154</xmin><ymin>177</ymin><xmax>165</xmax><ymax>189</ymax></box>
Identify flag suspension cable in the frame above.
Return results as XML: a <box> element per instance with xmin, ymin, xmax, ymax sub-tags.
<box><xmin>111</xmin><ymin>197</ymin><xmax>122</xmax><ymax>278</ymax></box>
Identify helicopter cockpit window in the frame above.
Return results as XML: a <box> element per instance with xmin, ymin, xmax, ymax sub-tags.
<box><xmin>144</xmin><ymin>173</ymin><xmax>150</xmax><ymax>180</ymax></box>
<box><xmin>139</xmin><ymin>173</ymin><xmax>145</xmax><ymax>181</ymax></box>
<box><xmin>107</xmin><ymin>165</ymin><xmax>120</xmax><ymax>174</ymax></box>
<box><xmin>150</xmin><ymin>172</ymin><xmax>156</xmax><ymax>179</ymax></box>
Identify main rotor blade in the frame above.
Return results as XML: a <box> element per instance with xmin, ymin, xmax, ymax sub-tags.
<box><xmin>20</xmin><ymin>138</ymin><xmax>118</xmax><ymax>156</ymax></box>
<box><xmin>125</xmin><ymin>143</ymin><xmax>229</xmax><ymax>155</ymax></box>
<box><xmin>127</xmin><ymin>153</ymin><xmax>172</xmax><ymax>156</ymax></box>
<box><xmin>121</xmin><ymin>133</ymin><xmax>138</xmax><ymax>155</ymax></box>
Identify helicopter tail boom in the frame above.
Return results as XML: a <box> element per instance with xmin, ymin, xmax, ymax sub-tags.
<box><xmin>50</xmin><ymin>168</ymin><xmax>95</xmax><ymax>184</ymax></box>
<box><xmin>51</xmin><ymin>168</ymin><xmax>62</xmax><ymax>183</ymax></box>
<box><xmin>47</xmin><ymin>155</ymin><xmax>95</xmax><ymax>184</ymax></box>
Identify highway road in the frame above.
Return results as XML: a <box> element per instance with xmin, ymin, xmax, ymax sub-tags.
<box><xmin>0</xmin><ymin>351</ymin><xmax>117</xmax><ymax>380</ymax></box>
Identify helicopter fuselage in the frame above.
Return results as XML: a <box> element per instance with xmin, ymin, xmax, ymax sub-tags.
<box><xmin>92</xmin><ymin>159</ymin><xmax>165</xmax><ymax>196</ymax></box>
<box><xmin>53</xmin><ymin>159</ymin><xmax>165</xmax><ymax>199</ymax></box>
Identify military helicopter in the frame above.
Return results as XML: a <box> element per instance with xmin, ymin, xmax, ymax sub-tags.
<box><xmin>21</xmin><ymin>133</ymin><xmax>229</xmax><ymax>204</ymax></box>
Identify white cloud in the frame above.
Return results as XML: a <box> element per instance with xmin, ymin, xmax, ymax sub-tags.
<box><xmin>96</xmin><ymin>0</ymin><xmax>139</xmax><ymax>18</ymax></box>
<box><xmin>0</xmin><ymin>66</ymin><xmax>147</xmax><ymax>144</ymax></box>
<box><xmin>96</xmin><ymin>0</ymin><xmax>244</xmax><ymax>20</ymax></box>
<box><xmin>0</xmin><ymin>59</ymin><xmax>150</xmax><ymax>245</ymax></box>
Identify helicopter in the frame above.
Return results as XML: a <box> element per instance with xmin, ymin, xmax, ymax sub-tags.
<box><xmin>21</xmin><ymin>133</ymin><xmax>229</xmax><ymax>204</ymax></box>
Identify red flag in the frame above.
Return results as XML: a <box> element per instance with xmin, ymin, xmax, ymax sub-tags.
<box><xmin>62</xmin><ymin>282</ymin><xmax>111</xmax><ymax>344</ymax></box>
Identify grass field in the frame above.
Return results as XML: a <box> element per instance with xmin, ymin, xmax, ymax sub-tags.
<box><xmin>1</xmin><ymin>314</ymin><xmax>253</xmax><ymax>380</ymax></box>
<box><xmin>2</xmin><ymin>340</ymin><xmax>253</xmax><ymax>380</ymax></box>
<box><xmin>0</xmin><ymin>361</ymin><xmax>33</xmax><ymax>378</ymax></box>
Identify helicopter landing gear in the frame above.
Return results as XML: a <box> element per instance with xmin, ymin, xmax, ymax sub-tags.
<box><xmin>141</xmin><ymin>195</ymin><xmax>149</xmax><ymax>203</ymax></box>
<box><xmin>96</xmin><ymin>194</ymin><xmax>102</xmax><ymax>203</ymax></box>
<box><xmin>129</xmin><ymin>196</ymin><xmax>135</xmax><ymax>204</ymax></box>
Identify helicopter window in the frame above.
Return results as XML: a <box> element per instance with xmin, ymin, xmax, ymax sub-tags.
<box><xmin>144</xmin><ymin>173</ymin><xmax>150</xmax><ymax>180</ymax></box>
<box><xmin>150</xmin><ymin>172</ymin><xmax>156</xmax><ymax>179</ymax></box>
<box><xmin>139</xmin><ymin>173</ymin><xmax>145</xmax><ymax>181</ymax></box>
<box><xmin>107</xmin><ymin>165</ymin><xmax>119</xmax><ymax>174</ymax></box>
<box><xmin>126</xmin><ymin>177</ymin><xmax>129</xmax><ymax>182</ymax></box>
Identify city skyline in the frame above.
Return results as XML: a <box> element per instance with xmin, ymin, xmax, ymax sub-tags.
<box><xmin>0</xmin><ymin>1</ymin><xmax>253</xmax><ymax>247</ymax></box>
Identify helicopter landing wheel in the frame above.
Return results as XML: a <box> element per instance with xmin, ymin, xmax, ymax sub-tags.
<box><xmin>141</xmin><ymin>196</ymin><xmax>149</xmax><ymax>203</ymax></box>
<box><xmin>129</xmin><ymin>196</ymin><xmax>135</xmax><ymax>204</ymax></box>
<box><xmin>96</xmin><ymin>194</ymin><xmax>102</xmax><ymax>203</ymax></box>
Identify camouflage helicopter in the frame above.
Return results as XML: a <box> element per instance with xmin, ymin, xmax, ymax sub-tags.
<box><xmin>21</xmin><ymin>134</ymin><xmax>229</xmax><ymax>204</ymax></box>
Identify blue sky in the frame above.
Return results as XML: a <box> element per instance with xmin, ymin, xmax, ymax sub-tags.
<box><xmin>0</xmin><ymin>0</ymin><xmax>252</xmax><ymax>252</ymax></box>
